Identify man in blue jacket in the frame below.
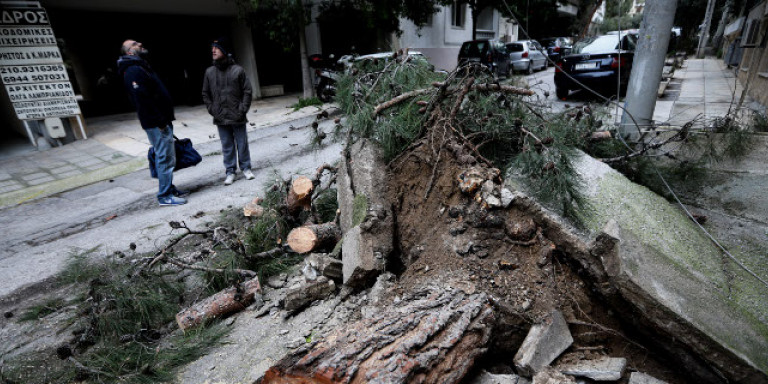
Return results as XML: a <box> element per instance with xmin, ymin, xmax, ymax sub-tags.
<box><xmin>118</xmin><ymin>39</ymin><xmax>187</xmax><ymax>206</ymax></box>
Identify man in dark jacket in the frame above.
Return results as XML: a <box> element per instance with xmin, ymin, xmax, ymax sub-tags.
<box><xmin>202</xmin><ymin>37</ymin><xmax>254</xmax><ymax>186</ymax></box>
<box><xmin>118</xmin><ymin>39</ymin><xmax>187</xmax><ymax>205</ymax></box>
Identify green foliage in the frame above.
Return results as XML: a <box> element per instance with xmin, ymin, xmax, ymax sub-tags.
<box><xmin>58</xmin><ymin>246</ymin><xmax>102</xmax><ymax>285</ymax></box>
<box><xmin>18</xmin><ymin>298</ymin><xmax>66</xmax><ymax>322</ymax></box>
<box><xmin>336</xmin><ymin>54</ymin><xmax>445</xmax><ymax>160</ymax></box>
<box><xmin>313</xmin><ymin>187</ymin><xmax>339</xmax><ymax>223</ymax></box>
<box><xmin>81</xmin><ymin>324</ymin><xmax>227</xmax><ymax>384</ymax></box>
<box><xmin>291</xmin><ymin>97</ymin><xmax>323</xmax><ymax>111</ymax></box>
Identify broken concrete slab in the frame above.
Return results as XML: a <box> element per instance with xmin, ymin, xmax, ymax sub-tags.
<box><xmin>506</xmin><ymin>151</ymin><xmax>768</xmax><ymax>383</ymax></box>
<box><xmin>532</xmin><ymin>367</ymin><xmax>577</xmax><ymax>384</ymax></box>
<box><xmin>513</xmin><ymin>310</ymin><xmax>573</xmax><ymax>377</ymax></box>
<box><xmin>469</xmin><ymin>370</ymin><xmax>530</xmax><ymax>384</ymax></box>
<box><xmin>628</xmin><ymin>371</ymin><xmax>669</xmax><ymax>384</ymax></box>
<box><xmin>283</xmin><ymin>276</ymin><xmax>335</xmax><ymax>312</ymax></box>
<box><xmin>341</xmin><ymin>225</ymin><xmax>387</xmax><ymax>287</ymax></box>
<box><xmin>337</xmin><ymin>139</ymin><xmax>394</xmax><ymax>287</ymax></box>
<box><xmin>305</xmin><ymin>253</ymin><xmax>342</xmax><ymax>282</ymax></box>
<box><xmin>557</xmin><ymin>356</ymin><xmax>627</xmax><ymax>381</ymax></box>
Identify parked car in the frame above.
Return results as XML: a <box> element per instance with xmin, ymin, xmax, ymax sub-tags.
<box><xmin>457</xmin><ymin>39</ymin><xmax>512</xmax><ymax>78</ymax></box>
<box><xmin>554</xmin><ymin>31</ymin><xmax>638</xmax><ymax>100</ymax></box>
<box><xmin>539</xmin><ymin>37</ymin><xmax>573</xmax><ymax>62</ymax></box>
<box><xmin>507</xmin><ymin>40</ymin><xmax>547</xmax><ymax>75</ymax></box>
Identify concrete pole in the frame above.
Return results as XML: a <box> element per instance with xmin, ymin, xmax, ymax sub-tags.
<box><xmin>696</xmin><ymin>0</ymin><xmax>716</xmax><ymax>58</ymax></box>
<box><xmin>619</xmin><ymin>0</ymin><xmax>677</xmax><ymax>139</ymax></box>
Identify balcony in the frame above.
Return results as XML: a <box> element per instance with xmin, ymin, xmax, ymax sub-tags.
<box><xmin>476</xmin><ymin>30</ymin><xmax>495</xmax><ymax>40</ymax></box>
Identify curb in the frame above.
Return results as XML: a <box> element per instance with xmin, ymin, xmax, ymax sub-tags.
<box><xmin>0</xmin><ymin>156</ymin><xmax>147</xmax><ymax>209</ymax></box>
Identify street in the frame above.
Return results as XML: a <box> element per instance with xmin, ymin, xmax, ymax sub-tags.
<box><xmin>0</xmin><ymin>117</ymin><xmax>342</xmax><ymax>298</ymax></box>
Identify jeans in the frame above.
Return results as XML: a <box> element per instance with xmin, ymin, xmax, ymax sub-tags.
<box><xmin>145</xmin><ymin>125</ymin><xmax>176</xmax><ymax>200</ymax></box>
<box><xmin>217</xmin><ymin>124</ymin><xmax>251</xmax><ymax>175</ymax></box>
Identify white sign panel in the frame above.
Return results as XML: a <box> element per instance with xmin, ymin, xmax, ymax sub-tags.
<box><xmin>0</xmin><ymin>64</ymin><xmax>68</xmax><ymax>84</ymax></box>
<box><xmin>0</xmin><ymin>4</ymin><xmax>80</xmax><ymax>120</ymax></box>
<box><xmin>12</xmin><ymin>98</ymin><xmax>79</xmax><ymax>119</ymax></box>
<box><xmin>0</xmin><ymin>46</ymin><xmax>62</xmax><ymax>64</ymax></box>
<box><xmin>6</xmin><ymin>82</ymin><xmax>75</xmax><ymax>101</ymax></box>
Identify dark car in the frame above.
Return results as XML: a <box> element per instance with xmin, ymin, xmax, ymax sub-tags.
<box><xmin>539</xmin><ymin>36</ymin><xmax>573</xmax><ymax>62</ymax></box>
<box><xmin>457</xmin><ymin>39</ymin><xmax>511</xmax><ymax>78</ymax></box>
<box><xmin>554</xmin><ymin>32</ymin><xmax>638</xmax><ymax>100</ymax></box>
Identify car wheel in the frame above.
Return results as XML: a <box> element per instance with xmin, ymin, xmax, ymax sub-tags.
<box><xmin>556</xmin><ymin>87</ymin><xmax>568</xmax><ymax>100</ymax></box>
<box><xmin>526</xmin><ymin>63</ymin><xmax>533</xmax><ymax>75</ymax></box>
<box><xmin>543</xmin><ymin>59</ymin><xmax>548</xmax><ymax>69</ymax></box>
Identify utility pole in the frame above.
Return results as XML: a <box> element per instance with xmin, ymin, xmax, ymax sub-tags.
<box><xmin>696</xmin><ymin>0</ymin><xmax>717</xmax><ymax>58</ymax></box>
<box><xmin>619</xmin><ymin>0</ymin><xmax>677</xmax><ymax>140</ymax></box>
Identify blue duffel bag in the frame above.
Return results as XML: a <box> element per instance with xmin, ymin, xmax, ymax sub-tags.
<box><xmin>148</xmin><ymin>135</ymin><xmax>202</xmax><ymax>178</ymax></box>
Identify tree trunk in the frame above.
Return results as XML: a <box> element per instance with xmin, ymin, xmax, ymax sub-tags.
<box><xmin>286</xmin><ymin>176</ymin><xmax>314</xmax><ymax>215</ymax></box>
<box><xmin>258</xmin><ymin>288</ymin><xmax>494</xmax><ymax>384</ymax></box>
<box><xmin>175</xmin><ymin>277</ymin><xmax>261</xmax><ymax>331</ymax></box>
<box><xmin>286</xmin><ymin>222</ymin><xmax>340</xmax><ymax>254</ymax></box>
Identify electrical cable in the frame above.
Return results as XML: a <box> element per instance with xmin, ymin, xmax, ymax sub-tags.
<box><xmin>498</xmin><ymin>0</ymin><xmax>768</xmax><ymax>292</ymax></box>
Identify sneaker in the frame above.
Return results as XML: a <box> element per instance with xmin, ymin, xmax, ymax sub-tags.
<box><xmin>224</xmin><ymin>174</ymin><xmax>235</xmax><ymax>185</ymax></box>
<box><xmin>243</xmin><ymin>169</ymin><xmax>255</xmax><ymax>180</ymax></box>
<box><xmin>159</xmin><ymin>196</ymin><xmax>187</xmax><ymax>206</ymax></box>
<box><xmin>173</xmin><ymin>188</ymin><xmax>190</xmax><ymax>197</ymax></box>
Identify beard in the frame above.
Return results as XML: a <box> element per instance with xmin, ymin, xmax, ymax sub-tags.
<box><xmin>137</xmin><ymin>48</ymin><xmax>149</xmax><ymax>59</ymax></box>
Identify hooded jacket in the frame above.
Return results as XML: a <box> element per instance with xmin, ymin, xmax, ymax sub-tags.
<box><xmin>117</xmin><ymin>55</ymin><xmax>175</xmax><ymax>129</ymax></box>
<box><xmin>202</xmin><ymin>57</ymin><xmax>252</xmax><ymax>126</ymax></box>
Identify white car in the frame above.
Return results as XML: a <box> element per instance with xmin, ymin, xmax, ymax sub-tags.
<box><xmin>507</xmin><ymin>40</ymin><xmax>548</xmax><ymax>75</ymax></box>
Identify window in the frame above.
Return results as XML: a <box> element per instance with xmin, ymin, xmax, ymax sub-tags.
<box><xmin>451</xmin><ymin>1</ymin><xmax>465</xmax><ymax>28</ymax></box>
<box><xmin>742</xmin><ymin>19</ymin><xmax>761</xmax><ymax>47</ymax></box>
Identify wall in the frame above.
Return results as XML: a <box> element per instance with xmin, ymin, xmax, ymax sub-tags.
<box><xmin>398</xmin><ymin>4</ymin><xmax>475</xmax><ymax>71</ymax></box>
<box><xmin>737</xmin><ymin>1</ymin><xmax>768</xmax><ymax>106</ymax></box>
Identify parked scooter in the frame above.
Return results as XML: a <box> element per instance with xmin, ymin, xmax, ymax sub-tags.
<box><xmin>308</xmin><ymin>54</ymin><xmax>342</xmax><ymax>102</ymax></box>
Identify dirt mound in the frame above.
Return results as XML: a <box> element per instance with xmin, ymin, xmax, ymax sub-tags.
<box><xmin>384</xmin><ymin>134</ymin><xmax>689</xmax><ymax>383</ymax></box>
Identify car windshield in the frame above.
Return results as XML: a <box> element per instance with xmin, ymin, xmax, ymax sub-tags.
<box><xmin>573</xmin><ymin>35</ymin><xmax>633</xmax><ymax>54</ymax></box>
<box><xmin>460</xmin><ymin>41</ymin><xmax>487</xmax><ymax>57</ymax></box>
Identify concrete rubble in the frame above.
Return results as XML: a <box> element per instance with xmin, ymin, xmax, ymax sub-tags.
<box><xmin>629</xmin><ymin>372</ymin><xmax>669</xmax><ymax>384</ymax></box>
<box><xmin>469</xmin><ymin>370</ymin><xmax>530</xmax><ymax>384</ymax></box>
<box><xmin>282</xmin><ymin>276</ymin><xmax>336</xmax><ymax>313</ymax></box>
<box><xmin>513</xmin><ymin>310</ymin><xmax>574</xmax><ymax>377</ymax></box>
<box><xmin>557</xmin><ymin>356</ymin><xmax>627</xmax><ymax>381</ymax></box>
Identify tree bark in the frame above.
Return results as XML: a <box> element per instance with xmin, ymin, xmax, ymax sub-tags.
<box><xmin>286</xmin><ymin>176</ymin><xmax>315</xmax><ymax>215</ymax></box>
<box><xmin>258</xmin><ymin>288</ymin><xmax>494</xmax><ymax>384</ymax></box>
<box><xmin>286</xmin><ymin>222</ymin><xmax>340</xmax><ymax>254</ymax></box>
<box><xmin>175</xmin><ymin>277</ymin><xmax>262</xmax><ymax>331</ymax></box>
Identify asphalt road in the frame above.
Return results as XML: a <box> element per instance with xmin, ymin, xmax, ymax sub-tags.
<box><xmin>0</xmin><ymin>118</ymin><xmax>342</xmax><ymax>298</ymax></box>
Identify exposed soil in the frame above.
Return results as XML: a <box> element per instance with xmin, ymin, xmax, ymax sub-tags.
<box><xmin>383</xmin><ymin>134</ymin><xmax>690</xmax><ymax>383</ymax></box>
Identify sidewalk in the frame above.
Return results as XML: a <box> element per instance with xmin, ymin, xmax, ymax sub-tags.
<box><xmin>653</xmin><ymin>57</ymin><xmax>752</xmax><ymax>125</ymax></box>
<box><xmin>0</xmin><ymin>94</ymin><xmax>328</xmax><ymax>209</ymax></box>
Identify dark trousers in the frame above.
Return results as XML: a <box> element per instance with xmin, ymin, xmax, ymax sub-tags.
<box><xmin>217</xmin><ymin>124</ymin><xmax>252</xmax><ymax>175</ymax></box>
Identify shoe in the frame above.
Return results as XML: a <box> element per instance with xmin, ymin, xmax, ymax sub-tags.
<box><xmin>173</xmin><ymin>188</ymin><xmax>190</xmax><ymax>197</ymax></box>
<box><xmin>243</xmin><ymin>169</ymin><xmax>255</xmax><ymax>180</ymax></box>
<box><xmin>159</xmin><ymin>196</ymin><xmax>187</xmax><ymax>206</ymax></box>
<box><xmin>224</xmin><ymin>174</ymin><xmax>235</xmax><ymax>185</ymax></box>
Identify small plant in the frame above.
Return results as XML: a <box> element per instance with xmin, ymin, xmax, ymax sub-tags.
<box><xmin>291</xmin><ymin>97</ymin><xmax>323</xmax><ymax>111</ymax></box>
<box><xmin>751</xmin><ymin>112</ymin><xmax>768</xmax><ymax>133</ymax></box>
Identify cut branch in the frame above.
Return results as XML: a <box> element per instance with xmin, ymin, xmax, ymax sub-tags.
<box><xmin>373</xmin><ymin>88</ymin><xmax>433</xmax><ymax>115</ymax></box>
<box><xmin>175</xmin><ymin>277</ymin><xmax>262</xmax><ymax>330</ymax></box>
<box><xmin>286</xmin><ymin>222</ymin><xmax>341</xmax><ymax>254</ymax></box>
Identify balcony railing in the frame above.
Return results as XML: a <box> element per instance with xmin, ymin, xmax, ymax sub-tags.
<box><xmin>476</xmin><ymin>30</ymin><xmax>495</xmax><ymax>40</ymax></box>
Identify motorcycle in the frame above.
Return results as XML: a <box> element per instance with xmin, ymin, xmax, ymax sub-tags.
<box><xmin>308</xmin><ymin>53</ymin><xmax>342</xmax><ymax>102</ymax></box>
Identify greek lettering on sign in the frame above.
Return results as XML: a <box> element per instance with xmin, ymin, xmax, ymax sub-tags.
<box><xmin>0</xmin><ymin>8</ymin><xmax>49</xmax><ymax>25</ymax></box>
